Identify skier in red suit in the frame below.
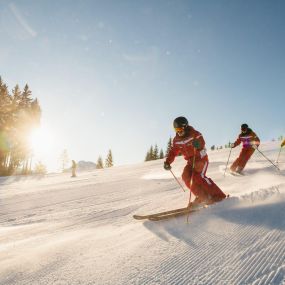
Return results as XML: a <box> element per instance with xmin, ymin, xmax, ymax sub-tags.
<box><xmin>230</xmin><ymin>123</ymin><xmax>260</xmax><ymax>174</ymax></box>
<box><xmin>164</xmin><ymin>116</ymin><xmax>226</xmax><ymax>205</ymax></box>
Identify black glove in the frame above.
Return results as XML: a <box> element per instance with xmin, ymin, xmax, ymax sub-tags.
<box><xmin>192</xmin><ymin>139</ymin><xmax>200</xmax><ymax>149</ymax></box>
<box><xmin>164</xmin><ymin>161</ymin><xmax>171</xmax><ymax>170</ymax></box>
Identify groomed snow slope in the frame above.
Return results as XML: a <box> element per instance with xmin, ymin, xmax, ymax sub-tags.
<box><xmin>0</xmin><ymin>141</ymin><xmax>285</xmax><ymax>285</ymax></box>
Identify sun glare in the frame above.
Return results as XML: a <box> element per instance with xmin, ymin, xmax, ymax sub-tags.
<box><xmin>28</xmin><ymin>126</ymin><xmax>55</xmax><ymax>155</ymax></box>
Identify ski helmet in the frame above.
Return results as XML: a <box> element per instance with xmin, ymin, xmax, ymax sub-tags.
<box><xmin>241</xmin><ymin>123</ymin><xmax>248</xmax><ymax>131</ymax></box>
<box><xmin>173</xmin><ymin>116</ymin><xmax>188</xmax><ymax>129</ymax></box>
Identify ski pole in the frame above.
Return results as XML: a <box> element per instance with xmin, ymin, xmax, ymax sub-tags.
<box><xmin>223</xmin><ymin>147</ymin><xmax>232</xmax><ymax>177</ymax></box>
<box><xmin>187</xmin><ymin>152</ymin><xmax>196</xmax><ymax>223</ymax></box>
<box><xmin>188</xmin><ymin>154</ymin><xmax>196</xmax><ymax>203</ymax></box>
<box><xmin>255</xmin><ymin>147</ymin><xmax>280</xmax><ymax>171</ymax></box>
<box><xmin>276</xmin><ymin>147</ymin><xmax>282</xmax><ymax>165</ymax></box>
<box><xmin>170</xmin><ymin>169</ymin><xmax>186</xmax><ymax>192</ymax></box>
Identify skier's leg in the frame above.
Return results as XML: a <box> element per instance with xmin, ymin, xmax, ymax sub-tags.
<box><xmin>230</xmin><ymin>156</ymin><xmax>240</xmax><ymax>172</ymax></box>
<box><xmin>181</xmin><ymin>164</ymin><xmax>198</xmax><ymax>195</ymax></box>
<box><xmin>192</xmin><ymin>159</ymin><xmax>226</xmax><ymax>201</ymax></box>
<box><xmin>237</xmin><ymin>148</ymin><xmax>255</xmax><ymax>172</ymax></box>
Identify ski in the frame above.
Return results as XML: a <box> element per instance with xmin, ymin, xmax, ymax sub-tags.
<box><xmin>148</xmin><ymin>208</ymin><xmax>200</xmax><ymax>221</ymax></box>
<box><xmin>133</xmin><ymin>207</ymin><xmax>189</xmax><ymax>220</ymax></box>
<box><xmin>133</xmin><ymin>196</ymin><xmax>229</xmax><ymax>222</ymax></box>
<box><xmin>229</xmin><ymin>171</ymin><xmax>245</xmax><ymax>176</ymax></box>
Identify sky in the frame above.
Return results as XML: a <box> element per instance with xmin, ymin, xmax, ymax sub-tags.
<box><xmin>1</xmin><ymin>0</ymin><xmax>285</xmax><ymax>171</ymax></box>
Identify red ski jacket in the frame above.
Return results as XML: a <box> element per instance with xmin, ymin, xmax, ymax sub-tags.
<box><xmin>166</xmin><ymin>126</ymin><xmax>207</xmax><ymax>165</ymax></box>
<box><xmin>233</xmin><ymin>128</ymin><xmax>260</xmax><ymax>148</ymax></box>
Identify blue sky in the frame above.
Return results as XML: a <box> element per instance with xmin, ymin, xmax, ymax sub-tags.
<box><xmin>1</xmin><ymin>0</ymin><xmax>285</xmax><ymax>171</ymax></box>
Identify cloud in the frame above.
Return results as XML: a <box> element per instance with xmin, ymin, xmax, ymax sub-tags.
<box><xmin>9</xmin><ymin>3</ymin><xmax>37</xmax><ymax>38</ymax></box>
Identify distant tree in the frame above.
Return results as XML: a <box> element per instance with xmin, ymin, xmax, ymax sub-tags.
<box><xmin>11</xmin><ymin>84</ymin><xmax>21</xmax><ymax>121</ymax></box>
<box><xmin>211</xmin><ymin>145</ymin><xmax>215</xmax><ymax>151</ymax></box>
<box><xmin>145</xmin><ymin>144</ymin><xmax>167</xmax><ymax>161</ymax></box>
<box><xmin>145</xmin><ymin>151</ymin><xmax>151</xmax><ymax>161</ymax></box>
<box><xmin>20</xmin><ymin>84</ymin><xmax>33</xmax><ymax>108</ymax></box>
<box><xmin>165</xmin><ymin>137</ymin><xmax>172</xmax><ymax>157</ymax></box>
<box><xmin>153</xmin><ymin>144</ymin><xmax>159</xmax><ymax>160</ymax></box>
<box><xmin>0</xmin><ymin>77</ymin><xmax>41</xmax><ymax>176</ymax></box>
<box><xmin>105</xmin><ymin>149</ymin><xmax>113</xmax><ymax>167</ymax></box>
<box><xmin>149</xmin><ymin>145</ymin><xmax>154</xmax><ymax>160</ymax></box>
<box><xmin>60</xmin><ymin>149</ymin><xmax>69</xmax><ymax>172</ymax></box>
<box><xmin>34</xmin><ymin>161</ymin><xmax>47</xmax><ymax>175</ymax></box>
<box><xmin>96</xmin><ymin>156</ymin><xmax>104</xmax><ymax>169</ymax></box>
<box><xmin>0</xmin><ymin>78</ymin><xmax>11</xmax><ymax>129</ymax></box>
<box><xmin>159</xmin><ymin>149</ymin><xmax>164</xmax><ymax>159</ymax></box>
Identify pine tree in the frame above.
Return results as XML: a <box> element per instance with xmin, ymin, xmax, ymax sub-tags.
<box><xmin>105</xmin><ymin>149</ymin><xmax>113</xmax><ymax>167</ymax></box>
<box><xmin>145</xmin><ymin>151</ymin><xmax>151</xmax><ymax>161</ymax></box>
<box><xmin>0</xmin><ymin>78</ymin><xmax>42</xmax><ymax>176</ymax></box>
<box><xmin>96</xmin><ymin>156</ymin><xmax>104</xmax><ymax>169</ymax></box>
<box><xmin>0</xmin><ymin>78</ymin><xmax>12</xmax><ymax>129</ymax></box>
<box><xmin>30</xmin><ymin>99</ymin><xmax>41</xmax><ymax>127</ymax></box>
<box><xmin>20</xmin><ymin>84</ymin><xmax>33</xmax><ymax>108</ymax></box>
<box><xmin>149</xmin><ymin>145</ymin><xmax>154</xmax><ymax>160</ymax></box>
<box><xmin>153</xmin><ymin>144</ymin><xmax>159</xmax><ymax>160</ymax></box>
<box><xmin>165</xmin><ymin>137</ymin><xmax>172</xmax><ymax>157</ymax></box>
<box><xmin>10</xmin><ymin>84</ymin><xmax>21</xmax><ymax>126</ymax></box>
<box><xmin>159</xmin><ymin>149</ymin><xmax>164</xmax><ymax>159</ymax></box>
<box><xmin>34</xmin><ymin>161</ymin><xmax>47</xmax><ymax>174</ymax></box>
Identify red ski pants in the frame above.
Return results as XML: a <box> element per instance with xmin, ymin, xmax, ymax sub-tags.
<box><xmin>230</xmin><ymin>147</ymin><xmax>255</xmax><ymax>172</ymax></box>
<box><xmin>182</xmin><ymin>158</ymin><xmax>226</xmax><ymax>201</ymax></box>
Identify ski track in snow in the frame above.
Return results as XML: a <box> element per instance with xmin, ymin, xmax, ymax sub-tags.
<box><xmin>0</xmin><ymin>142</ymin><xmax>285</xmax><ymax>285</ymax></box>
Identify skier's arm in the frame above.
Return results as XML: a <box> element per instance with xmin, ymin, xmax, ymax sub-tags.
<box><xmin>251</xmin><ymin>131</ymin><xmax>260</xmax><ymax>148</ymax></box>
<box><xmin>165</xmin><ymin>143</ymin><xmax>179</xmax><ymax>165</ymax></box>
<box><xmin>232</xmin><ymin>136</ymin><xmax>241</xmax><ymax>148</ymax></box>
<box><xmin>192</xmin><ymin>131</ymin><xmax>205</xmax><ymax>150</ymax></box>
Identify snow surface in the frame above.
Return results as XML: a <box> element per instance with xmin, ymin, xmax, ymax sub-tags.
<box><xmin>0</xmin><ymin>141</ymin><xmax>285</xmax><ymax>285</ymax></box>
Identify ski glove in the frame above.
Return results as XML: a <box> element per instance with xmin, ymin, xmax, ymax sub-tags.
<box><xmin>230</xmin><ymin>143</ymin><xmax>235</xmax><ymax>148</ymax></box>
<box><xmin>251</xmin><ymin>141</ymin><xmax>259</xmax><ymax>149</ymax></box>
<box><xmin>164</xmin><ymin>161</ymin><xmax>171</xmax><ymax>170</ymax></box>
<box><xmin>251</xmin><ymin>144</ymin><xmax>258</xmax><ymax>150</ymax></box>
<box><xmin>281</xmin><ymin>141</ymin><xmax>285</xmax><ymax>147</ymax></box>
<box><xmin>192</xmin><ymin>139</ymin><xmax>200</xmax><ymax>149</ymax></box>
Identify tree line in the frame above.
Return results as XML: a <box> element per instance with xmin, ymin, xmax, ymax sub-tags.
<box><xmin>95</xmin><ymin>149</ymin><xmax>113</xmax><ymax>169</ymax></box>
<box><xmin>146</xmin><ymin>136</ymin><xmax>284</xmax><ymax>158</ymax></box>
<box><xmin>145</xmin><ymin>137</ymin><xmax>172</xmax><ymax>161</ymax></box>
<box><xmin>0</xmin><ymin>77</ymin><xmax>41</xmax><ymax>175</ymax></box>
<box><xmin>58</xmin><ymin>149</ymin><xmax>114</xmax><ymax>172</ymax></box>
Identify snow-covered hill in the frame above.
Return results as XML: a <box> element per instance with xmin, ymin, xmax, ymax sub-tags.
<box><xmin>0</xmin><ymin>141</ymin><xmax>284</xmax><ymax>285</ymax></box>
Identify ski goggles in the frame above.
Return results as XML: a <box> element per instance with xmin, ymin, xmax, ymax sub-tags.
<box><xmin>174</xmin><ymin>127</ymin><xmax>184</xmax><ymax>133</ymax></box>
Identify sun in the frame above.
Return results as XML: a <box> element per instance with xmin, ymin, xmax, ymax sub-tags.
<box><xmin>28</xmin><ymin>126</ymin><xmax>55</xmax><ymax>156</ymax></box>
